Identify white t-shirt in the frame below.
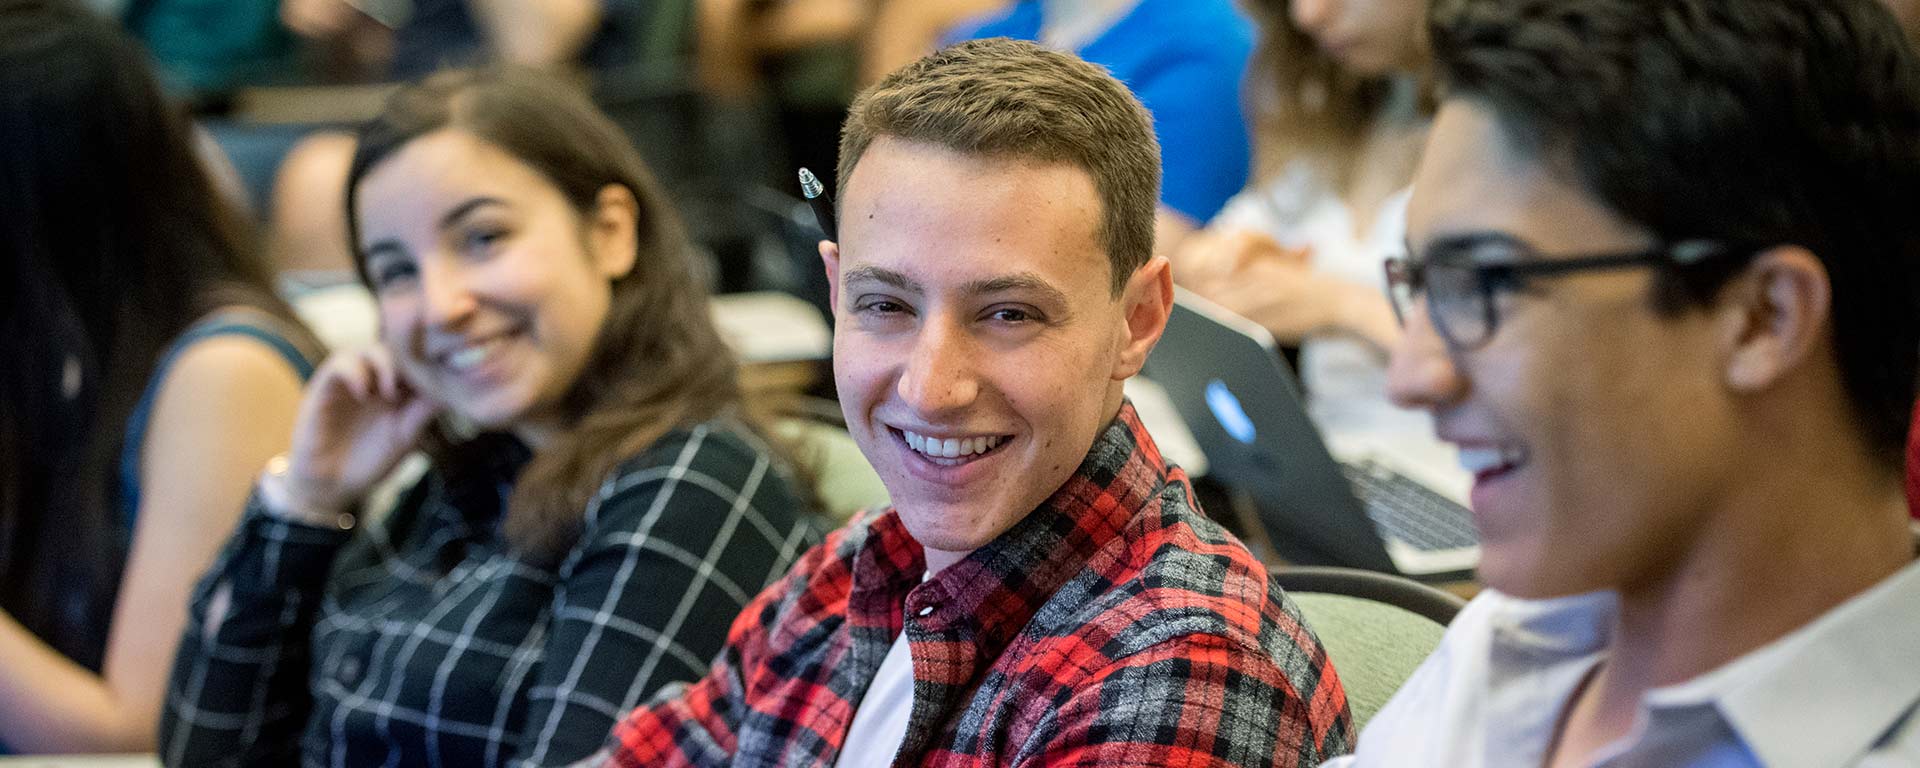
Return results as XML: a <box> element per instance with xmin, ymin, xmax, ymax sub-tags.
<box><xmin>835</xmin><ymin>583</ymin><xmax>923</xmax><ymax>768</ymax></box>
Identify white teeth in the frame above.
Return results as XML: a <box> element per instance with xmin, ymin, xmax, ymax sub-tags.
<box><xmin>448</xmin><ymin>346</ymin><xmax>487</xmax><ymax>371</ymax></box>
<box><xmin>901</xmin><ymin>430</ymin><xmax>1006</xmax><ymax>459</ymax></box>
<box><xmin>445</xmin><ymin>337</ymin><xmax>505</xmax><ymax>371</ymax></box>
<box><xmin>1458</xmin><ymin>446</ymin><xmax>1527</xmax><ymax>475</ymax></box>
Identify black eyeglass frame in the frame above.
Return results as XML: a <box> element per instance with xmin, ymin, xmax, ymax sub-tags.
<box><xmin>1382</xmin><ymin>238</ymin><xmax>1739</xmax><ymax>350</ymax></box>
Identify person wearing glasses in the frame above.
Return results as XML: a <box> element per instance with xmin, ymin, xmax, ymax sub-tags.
<box><xmin>1327</xmin><ymin>0</ymin><xmax>1920</xmax><ymax>765</ymax></box>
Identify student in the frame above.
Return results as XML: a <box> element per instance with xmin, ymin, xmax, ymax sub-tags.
<box><xmin>1178</xmin><ymin>0</ymin><xmax>1424</xmax><ymax>354</ymax></box>
<box><xmin>1176</xmin><ymin>0</ymin><xmax>1455</xmax><ymax>477</ymax></box>
<box><xmin>597</xmin><ymin>38</ymin><xmax>1351</xmax><ymax>767</ymax></box>
<box><xmin>1332</xmin><ymin>0</ymin><xmax>1920</xmax><ymax>764</ymax></box>
<box><xmin>0</xmin><ymin>0</ymin><xmax>322</xmax><ymax>753</ymax></box>
<box><xmin>159</xmin><ymin>68</ymin><xmax>820</xmax><ymax>767</ymax></box>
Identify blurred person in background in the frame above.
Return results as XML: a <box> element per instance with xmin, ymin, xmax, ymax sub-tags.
<box><xmin>269</xmin><ymin>0</ymin><xmax>656</xmax><ymax>287</ymax></box>
<box><xmin>1179</xmin><ymin>0</ymin><xmax>1426</xmax><ymax>354</ymax></box>
<box><xmin>1176</xmin><ymin>0</ymin><xmax>1464</xmax><ymax>490</ymax></box>
<box><xmin>0</xmin><ymin>0</ymin><xmax>323</xmax><ymax>753</ymax></box>
<box><xmin>160</xmin><ymin>67</ymin><xmax>819</xmax><ymax>767</ymax></box>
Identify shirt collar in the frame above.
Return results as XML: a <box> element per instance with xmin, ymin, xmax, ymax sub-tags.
<box><xmin>849</xmin><ymin>399</ymin><xmax>1170</xmax><ymax>652</ymax></box>
<box><xmin>1643</xmin><ymin>560</ymin><xmax>1920</xmax><ymax>766</ymax></box>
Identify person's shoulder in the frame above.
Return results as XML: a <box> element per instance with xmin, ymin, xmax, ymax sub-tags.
<box><xmin>159</xmin><ymin>301</ymin><xmax>316</xmax><ymax>389</ymax></box>
<box><xmin>155</xmin><ymin>332</ymin><xmax>305</xmax><ymax>396</ymax></box>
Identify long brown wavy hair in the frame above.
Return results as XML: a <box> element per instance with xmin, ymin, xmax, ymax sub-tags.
<box><xmin>1241</xmin><ymin>0</ymin><xmax>1424</xmax><ymax>189</ymax></box>
<box><xmin>345</xmin><ymin>68</ymin><xmax>768</xmax><ymax>564</ymax></box>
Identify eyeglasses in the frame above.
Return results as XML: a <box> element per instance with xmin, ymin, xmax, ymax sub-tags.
<box><xmin>1383</xmin><ymin>237</ymin><xmax>1738</xmax><ymax>350</ymax></box>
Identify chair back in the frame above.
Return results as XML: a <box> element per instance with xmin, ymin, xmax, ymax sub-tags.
<box><xmin>771</xmin><ymin>399</ymin><xmax>890</xmax><ymax>527</ymax></box>
<box><xmin>1272</xmin><ymin>566</ymin><xmax>1466</xmax><ymax>730</ymax></box>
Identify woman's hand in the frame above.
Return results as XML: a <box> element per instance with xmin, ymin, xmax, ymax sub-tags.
<box><xmin>266</xmin><ymin>347</ymin><xmax>441</xmax><ymax>523</ymax></box>
<box><xmin>1176</xmin><ymin>229</ymin><xmax>1400</xmax><ymax>351</ymax></box>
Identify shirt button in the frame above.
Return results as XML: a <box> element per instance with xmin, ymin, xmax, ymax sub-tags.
<box><xmin>338</xmin><ymin>656</ymin><xmax>363</xmax><ymax>685</ymax></box>
<box><xmin>917</xmin><ymin>605</ymin><xmax>935</xmax><ymax>617</ymax></box>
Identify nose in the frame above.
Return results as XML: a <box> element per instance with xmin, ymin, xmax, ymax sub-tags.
<box><xmin>896</xmin><ymin>319</ymin><xmax>981</xmax><ymax>417</ymax></box>
<box><xmin>1385</xmin><ymin>297</ymin><xmax>1468</xmax><ymax>411</ymax></box>
<box><xmin>418</xmin><ymin>256</ymin><xmax>478</xmax><ymax>329</ymax></box>
<box><xmin>1291</xmin><ymin>0</ymin><xmax>1334</xmax><ymax>34</ymax></box>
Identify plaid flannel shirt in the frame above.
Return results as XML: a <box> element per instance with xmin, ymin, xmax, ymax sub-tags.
<box><xmin>604</xmin><ymin>401</ymin><xmax>1352</xmax><ymax>767</ymax></box>
<box><xmin>160</xmin><ymin>422</ymin><xmax>821</xmax><ymax>767</ymax></box>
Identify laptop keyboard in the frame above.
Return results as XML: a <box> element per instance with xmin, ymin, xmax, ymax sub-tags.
<box><xmin>1341</xmin><ymin>459</ymin><xmax>1479</xmax><ymax>552</ymax></box>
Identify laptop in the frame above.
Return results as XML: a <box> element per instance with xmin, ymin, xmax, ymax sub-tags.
<box><xmin>1142</xmin><ymin>288</ymin><xmax>1479</xmax><ymax>580</ymax></box>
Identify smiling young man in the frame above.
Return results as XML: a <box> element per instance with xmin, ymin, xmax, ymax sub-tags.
<box><xmin>596</xmin><ymin>38</ymin><xmax>1351</xmax><ymax>767</ymax></box>
<box><xmin>1324</xmin><ymin>0</ymin><xmax>1920</xmax><ymax>766</ymax></box>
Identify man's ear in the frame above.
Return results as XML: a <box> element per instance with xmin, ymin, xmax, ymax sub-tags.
<box><xmin>1113</xmin><ymin>255</ymin><xmax>1174</xmax><ymax>381</ymax></box>
<box><xmin>1721</xmin><ymin>245</ymin><xmax>1831</xmax><ymax>392</ymax></box>
<box><xmin>820</xmin><ymin>239</ymin><xmax>841</xmax><ymax>315</ymax></box>
<box><xmin>589</xmin><ymin>184</ymin><xmax>640</xmax><ymax>279</ymax></box>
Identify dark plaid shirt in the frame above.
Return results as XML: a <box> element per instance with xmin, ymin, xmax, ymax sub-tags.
<box><xmin>604</xmin><ymin>401</ymin><xmax>1353</xmax><ymax>767</ymax></box>
<box><xmin>160</xmin><ymin>422</ymin><xmax>821</xmax><ymax>767</ymax></box>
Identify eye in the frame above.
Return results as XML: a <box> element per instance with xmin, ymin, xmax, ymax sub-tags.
<box><xmin>853</xmin><ymin>296</ymin><xmax>910</xmax><ymax>316</ymax></box>
<box><xmin>985</xmin><ymin>306</ymin><xmax>1038</xmax><ymax>324</ymax></box>
<box><xmin>460</xmin><ymin>225</ymin><xmax>507</xmax><ymax>255</ymax></box>
<box><xmin>366</xmin><ymin>257</ymin><xmax>417</xmax><ymax>291</ymax></box>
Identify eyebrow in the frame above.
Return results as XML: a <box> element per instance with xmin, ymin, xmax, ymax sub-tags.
<box><xmin>960</xmin><ymin>273</ymin><xmax>1071</xmax><ymax>306</ymax></box>
<box><xmin>362</xmin><ymin>196</ymin><xmax>508</xmax><ymax>260</ymax></box>
<box><xmin>841</xmin><ymin>265</ymin><xmax>922</xmax><ymax>293</ymax></box>
<box><xmin>840</xmin><ymin>266</ymin><xmax>1072</xmax><ymax>305</ymax></box>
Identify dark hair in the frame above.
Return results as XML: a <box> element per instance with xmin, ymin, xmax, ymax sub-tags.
<box><xmin>346</xmin><ymin>68</ymin><xmax>760</xmax><ymax>563</ymax></box>
<box><xmin>0</xmin><ymin>0</ymin><xmax>308</xmax><ymax>667</ymax></box>
<box><xmin>838</xmin><ymin>37</ymin><xmax>1159</xmax><ymax>294</ymax></box>
<box><xmin>1429</xmin><ymin>0</ymin><xmax>1920</xmax><ymax>470</ymax></box>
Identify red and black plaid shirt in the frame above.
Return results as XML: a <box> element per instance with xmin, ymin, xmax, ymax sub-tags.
<box><xmin>602</xmin><ymin>401</ymin><xmax>1352</xmax><ymax>767</ymax></box>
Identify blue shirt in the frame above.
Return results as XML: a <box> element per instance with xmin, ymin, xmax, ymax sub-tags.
<box><xmin>954</xmin><ymin>0</ymin><xmax>1256</xmax><ymax>224</ymax></box>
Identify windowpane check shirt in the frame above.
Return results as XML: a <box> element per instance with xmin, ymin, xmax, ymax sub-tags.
<box><xmin>160</xmin><ymin>422</ymin><xmax>822</xmax><ymax>767</ymax></box>
<box><xmin>602</xmin><ymin>401</ymin><xmax>1354</xmax><ymax>767</ymax></box>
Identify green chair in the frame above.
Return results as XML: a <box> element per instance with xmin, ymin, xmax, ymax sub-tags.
<box><xmin>1272</xmin><ymin>566</ymin><xmax>1466</xmax><ymax>730</ymax></box>
<box><xmin>772</xmin><ymin>400</ymin><xmax>890</xmax><ymax>527</ymax></box>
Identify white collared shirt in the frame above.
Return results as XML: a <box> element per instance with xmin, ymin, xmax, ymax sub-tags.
<box><xmin>1326</xmin><ymin>561</ymin><xmax>1920</xmax><ymax>767</ymax></box>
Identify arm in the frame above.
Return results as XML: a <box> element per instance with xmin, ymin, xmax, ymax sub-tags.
<box><xmin>157</xmin><ymin>497</ymin><xmax>359</xmax><ymax>767</ymax></box>
<box><xmin>1175</xmin><ymin>229</ymin><xmax>1402</xmax><ymax>351</ymax></box>
<box><xmin>1018</xmin><ymin>635</ymin><xmax>1352</xmax><ymax>767</ymax></box>
<box><xmin>512</xmin><ymin>430</ymin><xmax>815</xmax><ymax>766</ymax></box>
<box><xmin>468</xmin><ymin>0</ymin><xmax>603</xmax><ymax>68</ymax></box>
<box><xmin>161</xmin><ymin>347</ymin><xmax>440</xmax><ymax>767</ymax></box>
<box><xmin>0</xmin><ymin>337</ymin><xmax>302</xmax><ymax>753</ymax></box>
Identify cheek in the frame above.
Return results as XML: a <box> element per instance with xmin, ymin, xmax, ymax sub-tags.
<box><xmin>376</xmin><ymin>296</ymin><xmax>418</xmax><ymax>350</ymax></box>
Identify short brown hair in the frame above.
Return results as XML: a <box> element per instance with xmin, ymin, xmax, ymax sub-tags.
<box><xmin>837</xmin><ymin>37</ymin><xmax>1160</xmax><ymax>294</ymax></box>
